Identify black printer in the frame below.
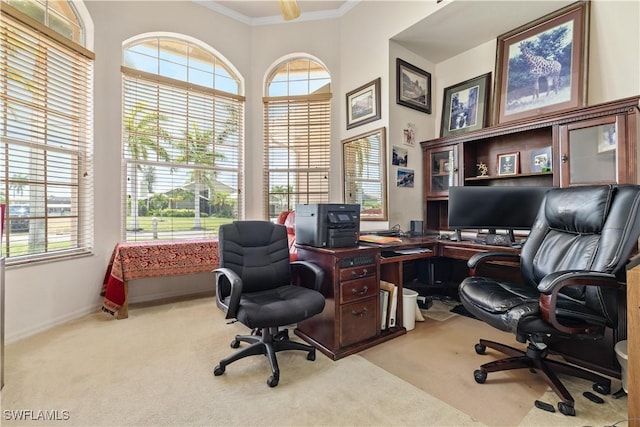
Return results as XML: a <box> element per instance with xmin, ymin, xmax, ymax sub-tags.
<box><xmin>295</xmin><ymin>203</ymin><xmax>360</xmax><ymax>248</ymax></box>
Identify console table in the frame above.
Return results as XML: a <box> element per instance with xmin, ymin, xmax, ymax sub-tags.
<box><xmin>102</xmin><ymin>239</ymin><xmax>219</xmax><ymax>319</ymax></box>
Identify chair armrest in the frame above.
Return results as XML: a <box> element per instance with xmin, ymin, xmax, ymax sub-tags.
<box><xmin>291</xmin><ymin>260</ymin><xmax>325</xmax><ymax>292</ymax></box>
<box><xmin>537</xmin><ymin>270</ymin><xmax>623</xmax><ymax>334</ymax></box>
<box><xmin>467</xmin><ymin>251</ymin><xmax>521</xmax><ymax>276</ymax></box>
<box><xmin>213</xmin><ymin>267</ymin><xmax>243</xmax><ymax>319</ymax></box>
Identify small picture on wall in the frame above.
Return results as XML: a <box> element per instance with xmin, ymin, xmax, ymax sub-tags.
<box><xmin>403</xmin><ymin>122</ymin><xmax>416</xmax><ymax>146</ymax></box>
<box><xmin>397</xmin><ymin>168</ymin><xmax>414</xmax><ymax>187</ymax></box>
<box><xmin>392</xmin><ymin>146</ymin><xmax>408</xmax><ymax>166</ymax></box>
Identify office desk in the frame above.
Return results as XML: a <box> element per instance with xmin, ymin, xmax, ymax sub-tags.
<box><xmin>295</xmin><ymin>237</ymin><xmax>439</xmax><ymax>360</ymax></box>
<box><xmin>102</xmin><ymin>239</ymin><xmax>219</xmax><ymax>319</ymax></box>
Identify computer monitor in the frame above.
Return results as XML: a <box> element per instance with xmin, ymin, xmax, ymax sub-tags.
<box><xmin>448</xmin><ymin>186</ymin><xmax>553</xmax><ymax>244</ymax></box>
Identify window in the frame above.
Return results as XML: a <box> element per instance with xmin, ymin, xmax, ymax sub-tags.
<box><xmin>0</xmin><ymin>1</ymin><xmax>94</xmax><ymax>263</ymax></box>
<box><xmin>264</xmin><ymin>57</ymin><xmax>331</xmax><ymax>220</ymax></box>
<box><xmin>122</xmin><ymin>35</ymin><xmax>244</xmax><ymax>242</ymax></box>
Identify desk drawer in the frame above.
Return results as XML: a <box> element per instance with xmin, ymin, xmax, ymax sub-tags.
<box><xmin>340</xmin><ymin>298</ymin><xmax>378</xmax><ymax>347</ymax></box>
<box><xmin>339</xmin><ymin>276</ymin><xmax>378</xmax><ymax>304</ymax></box>
<box><xmin>339</xmin><ymin>265</ymin><xmax>375</xmax><ymax>282</ymax></box>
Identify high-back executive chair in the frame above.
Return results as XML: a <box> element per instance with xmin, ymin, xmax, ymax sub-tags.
<box><xmin>213</xmin><ymin>220</ymin><xmax>326</xmax><ymax>387</ymax></box>
<box><xmin>459</xmin><ymin>185</ymin><xmax>640</xmax><ymax>416</ymax></box>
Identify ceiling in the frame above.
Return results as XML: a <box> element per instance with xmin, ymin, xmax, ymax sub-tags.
<box><xmin>196</xmin><ymin>1</ymin><xmax>576</xmax><ymax>62</ymax></box>
<box><xmin>196</xmin><ymin>1</ymin><xmax>355</xmax><ymax>25</ymax></box>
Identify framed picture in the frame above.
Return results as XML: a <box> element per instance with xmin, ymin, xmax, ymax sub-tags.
<box><xmin>531</xmin><ymin>146</ymin><xmax>552</xmax><ymax>172</ymax></box>
<box><xmin>346</xmin><ymin>77</ymin><xmax>381</xmax><ymax>130</ymax></box>
<box><xmin>392</xmin><ymin>145</ymin><xmax>408</xmax><ymax>166</ymax></box>
<box><xmin>396</xmin><ymin>168</ymin><xmax>414</xmax><ymax>188</ymax></box>
<box><xmin>493</xmin><ymin>1</ymin><xmax>589</xmax><ymax>124</ymax></box>
<box><xmin>403</xmin><ymin>122</ymin><xmax>416</xmax><ymax>146</ymax></box>
<box><xmin>597</xmin><ymin>123</ymin><xmax>617</xmax><ymax>153</ymax></box>
<box><xmin>438</xmin><ymin>159</ymin><xmax>450</xmax><ymax>174</ymax></box>
<box><xmin>497</xmin><ymin>152</ymin><xmax>519</xmax><ymax>176</ymax></box>
<box><xmin>440</xmin><ymin>72</ymin><xmax>491</xmax><ymax>137</ymax></box>
<box><xmin>396</xmin><ymin>59</ymin><xmax>431</xmax><ymax>114</ymax></box>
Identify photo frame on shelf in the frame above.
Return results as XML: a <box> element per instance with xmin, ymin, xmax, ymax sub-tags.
<box><xmin>530</xmin><ymin>146</ymin><xmax>552</xmax><ymax>172</ymax></box>
<box><xmin>497</xmin><ymin>152</ymin><xmax>519</xmax><ymax>176</ymax></box>
<box><xmin>597</xmin><ymin>123</ymin><xmax>617</xmax><ymax>153</ymax></box>
<box><xmin>346</xmin><ymin>78</ymin><xmax>381</xmax><ymax>130</ymax></box>
<box><xmin>493</xmin><ymin>1</ymin><xmax>589</xmax><ymax>125</ymax></box>
<box><xmin>438</xmin><ymin>159</ymin><xmax>450</xmax><ymax>174</ymax></box>
<box><xmin>441</xmin><ymin>72</ymin><xmax>491</xmax><ymax>137</ymax></box>
<box><xmin>396</xmin><ymin>59</ymin><xmax>431</xmax><ymax>114</ymax></box>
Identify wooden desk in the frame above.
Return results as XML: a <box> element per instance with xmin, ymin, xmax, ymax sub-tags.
<box><xmin>295</xmin><ymin>237</ymin><xmax>438</xmax><ymax>360</ymax></box>
<box><xmin>101</xmin><ymin>240</ymin><xmax>219</xmax><ymax>319</ymax></box>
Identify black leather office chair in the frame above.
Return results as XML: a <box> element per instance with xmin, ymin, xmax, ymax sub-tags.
<box><xmin>459</xmin><ymin>185</ymin><xmax>640</xmax><ymax>415</ymax></box>
<box><xmin>213</xmin><ymin>220</ymin><xmax>325</xmax><ymax>387</ymax></box>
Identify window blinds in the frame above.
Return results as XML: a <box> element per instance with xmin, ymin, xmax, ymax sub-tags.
<box><xmin>0</xmin><ymin>6</ymin><xmax>94</xmax><ymax>262</ymax></box>
<box><xmin>263</xmin><ymin>94</ymin><xmax>331</xmax><ymax>219</ymax></box>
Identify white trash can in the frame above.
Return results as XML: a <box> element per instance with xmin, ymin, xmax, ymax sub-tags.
<box><xmin>402</xmin><ymin>288</ymin><xmax>419</xmax><ymax>331</ymax></box>
<box><xmin>614</xmin><ymin>340</ymin><xmax>628</xmax><ymax>392</ymax></box>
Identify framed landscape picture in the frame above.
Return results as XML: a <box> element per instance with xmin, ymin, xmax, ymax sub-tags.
<box><xmin>493</xmin><ymin>1</ymin><xmax>589</xmax><ymax>124</ymax></box>
<box><xmin>346</xmin><ymin>78</ymin><xmax>381</xmax><ymax>130</ymax></box>
<box><xmin>441</xmin><ymin>72</ymin><xmax>491</xmax><ymax>137</ymax></box>
<box><xmin>396</xmin><ymin>59</ymin><xmax>431</xmax><ymax>114</ymax></box>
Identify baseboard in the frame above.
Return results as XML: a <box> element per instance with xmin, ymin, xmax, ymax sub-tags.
<box><xmin>5</xmin><ymin>304</ymin><xmax>98</xmax><ymax>344</ymax></box>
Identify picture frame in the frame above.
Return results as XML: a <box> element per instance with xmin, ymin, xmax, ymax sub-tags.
<box><xmin>497</xmin><ymin>152</ymin><xmax>519</xmax><ymax>176</ymax></box>
<box><xmin>438</xmin><ymin>159</ymin><xmax>450</xmax><ymax>174</ymax></box>
<box><xmin>346</xmin><ymin>77</ymin><xmax>381</xmax><ymax>130</ymax></box>
<box><xmin>530</xmin><ymin>146</ymin><xmax>552</xmax><ymax>172</ymax></box>
<box><xmin>392</xmin><ymin>145</ymin><xmax>408</xmax><ymax>167</ymax></box>
<box><xmin>396</xmin><ymin>58</ymin><xmax>431</xmax><ymax>114</ymax></box>
<box><xmin>440</xmin><ymin>72</ymin><xmax>491</xmax><ymax>137</ymax></box>
<box><xmin>396</xmin><ymin>168</ymin><xmax>414</xmax><ymax>188</ymax></box>
<box><xmin>597</xmin><ymin>123</ymin><xmax>617</xmax><ymax>153</ymax></box>
<box><xmin>493</xmin><ymin>1</ymin><xmax>589</xmax><ymax>125</ymax></box>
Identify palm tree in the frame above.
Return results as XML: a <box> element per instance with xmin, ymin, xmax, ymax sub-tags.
<box><xmin>123</xmin><ymin>101</ymin><xmax>171</xmax><ymax>230</ymax></box>
<box><xmin>9</xmin><ymin>174</ymin><xmax>28</xmax><ymax>198</ymax></box>
<box><xmin>175</xmin><ymin>105</ymin><xmax>238</xmax><ymax>229</ymax></box>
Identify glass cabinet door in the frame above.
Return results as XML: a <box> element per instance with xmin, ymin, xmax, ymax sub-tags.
<box><xmin>428</xmin><ymin>145</ymin><xmax>458</xmax><ymax>196</ymax></box>
<box><xmin>559</xmin><ymin>115</ymin><xmax>624</xmax><ymax>187</ymax></box>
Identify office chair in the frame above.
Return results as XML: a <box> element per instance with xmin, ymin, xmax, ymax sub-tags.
<box><xmin>458</xmin><ymin>185</ymin><xmax>640</xmax><ymax>416</ymax></box>
<box><xmin>213</xmin><ymin>220</ymin><xmax>325</xmax><ymax>387</ymax></box>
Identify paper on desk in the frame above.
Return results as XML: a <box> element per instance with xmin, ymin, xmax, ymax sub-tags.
<box><xmin>393</xmin><ymin>248</ymin><xmax>432</xmax><ymax>254</ymax></box>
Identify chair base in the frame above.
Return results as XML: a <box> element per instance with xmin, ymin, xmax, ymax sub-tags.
<box><xmin>213</xmin><ymin>326</ymin><xmax>317</xmax><ymax>387</ymax></box>
<box><xmin>473</xmin><ymin>338</ymin><xmax>611</xmax><ymax>416</ymax></box>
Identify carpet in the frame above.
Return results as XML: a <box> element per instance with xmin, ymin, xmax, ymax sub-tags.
<box><xmin>360</xmin><ymin>315</ymin><xmax>627</xmax><ymax>426</ymax></box>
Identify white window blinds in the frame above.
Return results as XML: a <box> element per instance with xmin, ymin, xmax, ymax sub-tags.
<box><xmin>122</xmin><ymin>68</ymin><xmax>244</xmax><ymax>241</ymax></box>
<box><xmin>263</xmin><ymin>94</ymin><xmax>331</xmax><ymax>219</ymax></box>
<box><xmin>0</xmin><ymin>4</ymin><xmax>94</xmax><ymax>263</ymax></box>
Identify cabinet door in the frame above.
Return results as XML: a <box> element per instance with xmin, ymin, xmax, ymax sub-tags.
<box><xmin>427</xmin><ymin>145</ymin><xmax>458</xmax><ymax>197</ymax></box>
<box><xmin>558</xmin><ymin>115</ymin><xmax>627</xmax><ymax>186</ymax></box>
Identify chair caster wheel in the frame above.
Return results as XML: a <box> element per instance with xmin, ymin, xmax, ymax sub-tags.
<box><xmin>230</xmin><ymin>339</ymin><xmax>240</xmax><ymax>348</ymax></box>
<box><xmin>474</xmin><ymin>343</ymin><xmax>486</xmax><ymax>355</ymax></box>
<box><xmin>267</xmin><ymin>375</ymin><xmax>279</xmax><ymax>387</ymax></box>
<box><xmin>593</xmin><ymin>383</ymin><xmax>610</xmax><ymax>395</ymax></box>
<box><xmin>558</xmin><ymin>402</ymin><xmax>575</xmax><ymax>416</ymax></box>
<box><xmin>213</xmin><ymin>365</ymin><xmax>225</xmax><ymax>376</ymax></box>
<box><xmin>307</xmin><ymin>349</ymin><xmax>316</xmax><ymax>361</ymax></box>
<box><xmin>473</xmin><ymin>369</ymin><xmax>487</xmax><ymax>384</ymax></box>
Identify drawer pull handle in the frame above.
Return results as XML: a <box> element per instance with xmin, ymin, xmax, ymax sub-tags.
<box><xmin>351</xmin><ymin>307</ymin><xmax>368</xmax><ymax>317</ymax></box>
<box><xmin>350</xmin><ymin>268</ymin><xmax>368</xmax><ymax>277</ymax></box>
<box><xmin>352</xmin><ymin>285</ymin><xmax>369</xmax><ymax>295</ymax></box>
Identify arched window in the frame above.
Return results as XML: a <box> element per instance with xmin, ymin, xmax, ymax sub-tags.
<box><xmin>0</xmin><ymin>0</ymin><xmax>94</xmax><ymax>263</ymax></box>
<box><xmin>122</xmin><ymin>35</ymin><xmax>244</xmax><ymax>241</ymax></box>
<box><xmin>263</xmin><ymin>56</ymin><xmax>331</xmax><ymax>220</ymax></box>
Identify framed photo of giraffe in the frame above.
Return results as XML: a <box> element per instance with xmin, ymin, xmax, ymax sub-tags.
<box><xmin>493</xmin><ymin>1</ymin><xmax>590</xmax><ymax>125</ymax></box>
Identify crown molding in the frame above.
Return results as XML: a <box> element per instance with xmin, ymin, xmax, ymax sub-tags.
<box><xmin>193</xmin><ymin>1</ymin><xmax>360</xmax><ymax>26</ymax></box>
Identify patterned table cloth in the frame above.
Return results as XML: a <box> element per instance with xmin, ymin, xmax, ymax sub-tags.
<box><xmin>101</xmin><ymin>239</ymin><xmax>219</xmax><ymax>316</ymax></box>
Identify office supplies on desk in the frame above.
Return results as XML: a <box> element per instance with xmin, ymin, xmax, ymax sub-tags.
<box><xmin>359</xmin><ymin>234</ymin><xmax>403</xmax><ymax>245</ymax></box>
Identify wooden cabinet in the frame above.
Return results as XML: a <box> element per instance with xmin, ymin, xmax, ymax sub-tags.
<box><xmin>421</xmin><ymin>96</ymin><xmax>640</xmax><ymax>232</ymax></box>
<box><xmin>294</xmin><ymin>245</ymin><xmax>405</xmax><ymax>360</ymax></box>
<box><xmin>425</xmin><ymin>144</ymin><xmax>459</xmax><ymax>198</ymax></box>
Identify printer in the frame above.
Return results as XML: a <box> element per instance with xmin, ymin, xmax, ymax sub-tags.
<box><xmin>295</xmin><ymin>203</ymin><xmax>360</xmax><ymax>248</ymax></box>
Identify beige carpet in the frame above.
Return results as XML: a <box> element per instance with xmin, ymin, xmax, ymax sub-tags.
<box><xmin>1</xmin><ymin>295</ymin><xmax>628</xmax><ymax>426</ymax></box>
<box><xmin>361</xmin><ymin>314</ymin><xmax>628</xmax><ymax>426</ymax></box>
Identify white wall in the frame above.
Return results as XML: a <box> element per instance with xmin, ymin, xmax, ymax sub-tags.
<box><xmin>4</xmin><ymin>0</ymin><xmax>639</xmax><ymax>342</ymax></box>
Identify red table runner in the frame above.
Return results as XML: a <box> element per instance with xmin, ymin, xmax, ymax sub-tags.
<box><xmin>101</xmin><ymin>239</ymin><xmax>219</xmax><ymax>316</ymax></box>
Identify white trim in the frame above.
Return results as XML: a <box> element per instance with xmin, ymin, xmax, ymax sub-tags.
<box><xmin>194</xmin><ymin>0</ymin><xmax>360</xmax><ymax>26</ymax></box>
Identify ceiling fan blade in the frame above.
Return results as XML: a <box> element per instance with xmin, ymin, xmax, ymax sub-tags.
<box><xmin>279</xmin><ymin>0</ymin><xmax>301</xmax><ymax>21</ymax></box>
